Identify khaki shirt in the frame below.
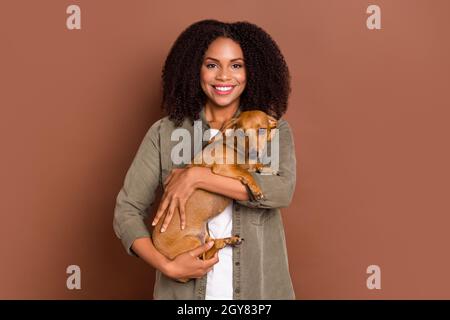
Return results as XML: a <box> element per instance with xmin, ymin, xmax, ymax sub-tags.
<box><xmin>113</xmin><ymin>106</ymin><xmax>297</xmax><ymax>299</ymax></box>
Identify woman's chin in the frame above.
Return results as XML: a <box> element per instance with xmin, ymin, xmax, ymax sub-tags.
<box><xmin>208</xmin><ymin>97</ymin><xmax>238</xmax><ymax>108</ymax></box>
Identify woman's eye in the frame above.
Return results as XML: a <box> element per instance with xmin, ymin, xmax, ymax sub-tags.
<box><xmin>206</xmin><ymin>63</ymin><xmax>216</xmax><ymax>69</ymax></box>
<box><xmin>232</xmin><ymin>64</ymin><xmax>242</xmax><ymax>69</ymax></box>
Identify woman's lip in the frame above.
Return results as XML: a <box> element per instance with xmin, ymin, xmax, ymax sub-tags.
<box><xmin>211</xmin><ymin>85</ymin><xmax>235</xmax><ymax>95</ymax></box>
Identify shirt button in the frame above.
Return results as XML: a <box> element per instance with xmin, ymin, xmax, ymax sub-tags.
<box><xmin>235</xmin><ymin>205</ymin><xmax>240</xmax><ymax>211</ymax></box>
<box><xmin>235</xmin><ymin>288</ymin><xmax>240</xmax><ymax>294</ymax></box>
<box><xmin>235</xmin><ymin>261</ymin><xmax>240</xmax><ymax>266</ymax></box>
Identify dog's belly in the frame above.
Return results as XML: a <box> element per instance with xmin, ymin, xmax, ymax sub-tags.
<box><xmin>152</xmin><ymin>189</ymin><xmax>231</xmax><ymax>260</ymax></box>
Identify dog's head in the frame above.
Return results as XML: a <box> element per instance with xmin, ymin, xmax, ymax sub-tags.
<box><xmin>219</xmin><ymin>110</ymin><xmax>278</xmax><ymax>155</ymax></box>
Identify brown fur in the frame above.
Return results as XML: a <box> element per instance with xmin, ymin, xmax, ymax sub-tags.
<box><xmin>152</xmin><ymin>110</ymin><xmax>277</xmax><ymax>282</ymax></box>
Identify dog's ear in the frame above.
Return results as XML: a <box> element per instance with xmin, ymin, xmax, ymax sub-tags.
<box><xmin>267</xmin><ymin>115</ymin><xmax>277</xmax><ymax>129</ymax></box>
<box><xmin>220</xmin><ymin>118</ymin><xmax>238</xmax><ymax>131</ymax></box>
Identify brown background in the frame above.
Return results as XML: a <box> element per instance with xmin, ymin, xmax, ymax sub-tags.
<box><xmin>1</xmin><ymin>0</ymin><xmax>449</xmax><ymax>299</ymax></box>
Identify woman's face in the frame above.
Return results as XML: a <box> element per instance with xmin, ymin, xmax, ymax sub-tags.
<box><xmin>200</xmin><ymin>37</ymin><xmax>247</xmax><ymax>108</ymax></box>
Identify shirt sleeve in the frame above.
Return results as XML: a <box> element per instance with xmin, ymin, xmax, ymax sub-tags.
<box><xmin>235</xmin><ymin>119</ymin><xmax>297</xmax><ymax>209</ymax></box>
<box><xmin>113</xmin><ymin>119</ymin><xmax>162</xmax><ymax>256</ymax></box>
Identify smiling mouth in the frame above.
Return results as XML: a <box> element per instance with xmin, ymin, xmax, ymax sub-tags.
<box><xmin>212</xmin><ymin>85</ymin><xmax>235</xmax><ymax>95</ymax></box>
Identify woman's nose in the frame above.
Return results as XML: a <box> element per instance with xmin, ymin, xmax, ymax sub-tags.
<box><xmin>216</xmin><ymin>69</ymin><xmax>231</xmax><ymax>80</ymax></box>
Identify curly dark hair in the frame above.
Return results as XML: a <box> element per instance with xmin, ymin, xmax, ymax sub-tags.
<box><xmin>161</xmin><ymin>19</ymin><xmax>291</xmax><ymax>127</ymax></box>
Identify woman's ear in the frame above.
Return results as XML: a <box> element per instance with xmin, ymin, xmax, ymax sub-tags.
<box><xmin>267</xmin><ymin>115</ymin><xmax>278</xmax><ymax>129</ymax></box>
<box><xmin>220</xmin><ymin>118</ymin><xmax>238</xmax><ymax>131</ymax></box>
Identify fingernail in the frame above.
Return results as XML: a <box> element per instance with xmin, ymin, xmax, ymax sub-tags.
<box><xmin>152</xmin><ymin>222</ymin><xmax>156</xmax><ymax>226</ymax></box>
<box><xmin>208</xmin><ymin>241</ymin><xmax>214</xmax><ymax>247</ymax></box>
<box><xmin>161</xmin><ymin>228</ymin><xmax>165</xmax><ymax>233</ymax></box>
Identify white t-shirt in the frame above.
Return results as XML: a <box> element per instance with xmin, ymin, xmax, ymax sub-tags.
<box><xmin>204</xmin><ymin>128</ymin><xmax>233</xmax><ymax>300</ymax></box>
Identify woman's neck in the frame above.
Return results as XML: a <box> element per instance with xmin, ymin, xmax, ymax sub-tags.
<box><xmin>204</xmin><ymin>101</ymin><xmax>239</xmax><ymax>129</ymax></box>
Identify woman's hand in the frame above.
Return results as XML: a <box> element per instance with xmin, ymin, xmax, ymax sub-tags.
<box><xmin>162</xmin><ymin>241</ymin><xmax>219</xmax><ymax>281</ymax></box>
<box><xmin>152</xmin><ymin>166</ymin><xmax>204</xmax><ymax>232</ymax></box>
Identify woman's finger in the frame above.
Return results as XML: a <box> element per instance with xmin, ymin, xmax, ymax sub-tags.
<box><xmin>152</xmin><ymin>195</ymin><xmax>170</xmax><ymax>226</ymax></box>
<box><xmin>189</xmin><ymin>241</ymin><xmax>214</xmax><ymax>257</ymax></box>
<box><xmin>179</xmin><ymin>200</ymin><xmax>186</xmax><ymax>230</ymax></box>
<box><xmin>160</xmin><ymin>200</ymin><xmax>177</xmax><ymax>232</ymax></box>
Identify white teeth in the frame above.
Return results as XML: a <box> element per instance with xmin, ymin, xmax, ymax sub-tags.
<box><xmin>214</xmin><ymin>86</ymin><xmax>233</xmax><ymax>91</ymax></box>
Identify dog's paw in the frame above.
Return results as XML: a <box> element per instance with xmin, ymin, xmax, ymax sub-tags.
<box><xmin>254</xmin><ymin>192</ymin><xmax>264</xmax><ymax>200</ymax></box>
<box><xmin>176</xmin><ymin>277</ymin><xmax>191</xmax><ymax>283</ymax></box>
<box><xmin>257</xmin><ymin>167</ymin><xmax>278</xmax><ymax>175</ymax></box>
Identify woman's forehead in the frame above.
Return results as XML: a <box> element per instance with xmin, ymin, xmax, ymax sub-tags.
<box><xmin>204</xmin><ymin>37</ymin><xmax>244</xmax><ymax>58</ymax></box>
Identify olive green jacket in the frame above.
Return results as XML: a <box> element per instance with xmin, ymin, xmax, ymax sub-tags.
<box><xmin>113</xmin><ymin>106</ymin><xmax>297</xmax><ymax>299</ymax></box>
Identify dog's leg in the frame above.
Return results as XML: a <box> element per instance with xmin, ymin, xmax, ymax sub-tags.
<box><xmin>211</xmin><ymin>164</ymin><xmax>264</xmax><ymax>200</ymax></box>
<box><xmin>237</xmin><ymin>163</ymin><xmax>262</xmax><ymax>172</ymax></box>
<box><xmin>203</xmin><ymin>235</ymin><xmax>244</xmax><ymax>260</ymax></box>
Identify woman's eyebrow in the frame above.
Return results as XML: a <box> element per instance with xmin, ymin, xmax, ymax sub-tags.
<box><xmin>204</xmin><ymin>57</ymin><xmax>244</xmax><ymax>62</ymax></box>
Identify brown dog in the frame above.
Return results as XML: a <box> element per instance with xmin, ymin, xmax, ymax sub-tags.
<box><xmin>152</xmin><ymin>110</ymin><xmax>277</xmax><ymax>282</ymax></box>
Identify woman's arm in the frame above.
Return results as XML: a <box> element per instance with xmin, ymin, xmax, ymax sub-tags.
<box><xmin>113</xmin><ymin>120</ymin><xmax>163</xmax><ymax>256</ymax></box>
<box><xmin>193</xmin><ymin>119</ymin><xmax>296</xmax><ymax>210</ymax></box>
<box><xmin>235</xmin><ymin>119</ymin><xmax>296</xmax><ymax>209</ymax></box>
<box><xmin>113</xmin><ymin>120</ymin><xmax>219</xmax><ymax>280</ymax></box>
<box><xmin>194</xmin><ymin>166</ymin><xmax>250</xmax><ymax>201</ymax></box>
<box><xmin>131</xmin><ymin>237</ymin><xmax>171</xmax><ymax>272</ymax></box>
<box><xmin>132</xmin><ymin>237</ymin><xmax>219</xmax><ymax>281</ymax></box>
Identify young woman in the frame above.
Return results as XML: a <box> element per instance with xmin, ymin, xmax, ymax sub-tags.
<box><xmin>113</xmin><ymin>19</ymin><xmax>296</xmax><ymax>300</ymax></box>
